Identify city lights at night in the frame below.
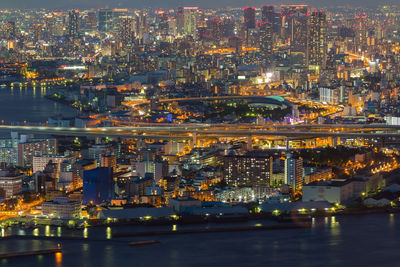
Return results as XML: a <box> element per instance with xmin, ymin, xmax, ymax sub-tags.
<box><xmin>0</xmin><ymin>0</ymin><xmax>399</xmax><ymax>266</ymax></box>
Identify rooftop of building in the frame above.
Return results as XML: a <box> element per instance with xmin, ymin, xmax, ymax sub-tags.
<box><xmin>43</xmin><ymin>196</ymin><xmax>80</xmax><ymax>205</ymax></box>
<box><xmin>260</xmin><ymin>201</ymin><xmax>332</xmax><ymax>212</ymax></box>
<box><xmin>0</xmin><ymin>174</ymin><xmax>23</xmax><ymax>178</ymax></box>
<box><xmin>130</xmin><ymin>176</ymin><xmax>154</xmax><ymax>184</ymax></box>
<box><xmin>304</xmin><ymin>179</ymin><xmax>353</xmax><ymax>187</ymax></box>
<box><xmin>33</xmin><ymin>154</ymin><xmax>73</xmax><ymax>158</ymax></box>
<box><xmin>170</xmin><ymin>196</ymin><xmax>202</xmax><ymax>202</ymax></box>
<box><xmin>74</xmin><ymin>159</ymin><xmax>96</xmax><ymax>166</ymax></box>
<box><xmin>184</xmin><ymin>205</ymin><xmax>248</xmax><ymax>216</ymax></box>
<box><xmin>100</xmin><ymin>207</ymin><xmax>175</xmax><ymax>219</ymax></box>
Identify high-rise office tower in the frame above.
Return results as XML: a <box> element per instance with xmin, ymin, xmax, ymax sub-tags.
<box><xmin>280</xmin><ymin>5</ymin><xmax>308</xmax><ymax>63</ymax></box>
<box><xmin>262</xmin><ymin>5</ymin><xmax>274</xmax><ymax>24</ymax></box>
<box><xmin>98</xmin><ymin>8</ymin><xmax>113</xmax><ymax>32</ymax></box>
<box><xmin>308</xmin><ymin>11</ymin><xmax>327</xmax><ymax>69</ymax></box>
<box><xmin>243</xmin><ymin>7</ymin><xmax>256</xmax><ymax>46</ymax></box>
<box><xmin>184</xmin><ymin>7</ymin><xmax>199</xmax><ymax>36</ymax></box>
<box><xmin>43</xmin><ymin>14</ymin><xmax>56</xmax><ymax>41</ymax></box>
<box><xmin>197</xmin><ymin>9</ymin><xmax>206</xmax><ymax>29</ymax></box>
<box><xmin>291</xmin><ymin>16</ymin><xmax>308</xmax><ymax>54</ymax></box>
<box><xmin>175</xmin><ymin>7</ymin><xmax>200</xmax><ymax>37</ymax></box>
<box><xmin>112</xmin><ymin>8</ymin><xmax>129</xmax><ymax>30</ymax></box>
<box><xmin>207</xmin><ymin>18</ymin><xmax>223</xmax><ymax>40</ymax></box>
<box><xmin>259</xmin><ymin>22</ymin><xmax>274</xmax><ymax>69</ymax></box>
<box><xmin>158</xmin><ymin>11</ymin><xmax>169</xmax><ymax>35</ymax></box>
<box><xmin>280</xmin><ymin>5</ymin><xmax>307</xmax><ymax>40</ymax></box>
<box><xmin>262</xmin><ymin>6</ymin><xmax>281</xmax><ymax>34</ymax></box>
<box><xmin>83</xmin><ymin>11</ymin><xmax>97</xmax><ymax>30</ymax></box>
<box><xmin>135</xmin><ymin>11</ymin><xmax>148</xmax><ymax>40</ymax></box>
<box><xmin>222</xmin><ymin>18</ymin><xmax>234</xmax><ymax>38</ymax></box>
<box><xmin>176</xmin><ymin>7</ymin><xmax>185</xmax><ymax>35</ymax></box>
<box><xmin>354</xmin><ymin>14</ymin><xmax>368</xmax><ymax>53</ymax></box>
<box><xmin>53</xmin><ymin>16</ymin><xmax>65</xmax><ymax>37</ymax></box>
<box><xmin>68</xmin><ymin>10</ymin><xmax>79</xmax><ymax>38</ymax></box>
<box><xmin>243</xmin><ymin>7</ymin><xmax>256</xmax><ymax>30</ymax></box>
<box><xmin>118</xmin><ymin>16</ymin><xmax>135</xmax><ymax>46</ymax></box>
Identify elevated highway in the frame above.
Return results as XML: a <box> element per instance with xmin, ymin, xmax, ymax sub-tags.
<box><xmin>0</xmin><ymin>124</ymin><xmax>399</xmax><ymax>141</ymax></box>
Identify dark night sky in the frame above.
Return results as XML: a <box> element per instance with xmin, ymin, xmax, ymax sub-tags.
<box><xmin>0</xmin><ymin>0</ymin><xmax>398</xmax><ymax>9</ymax></box>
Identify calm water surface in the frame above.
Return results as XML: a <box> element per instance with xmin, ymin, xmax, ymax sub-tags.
<box><xmin>0</xmin><ymin>214</ymin><xmax>399</xmax><ymax>267</ymax></box>
<box><xmin>0</xmin><ymin>86</ymin><xmax>76</xmax><ymax>124</ymax></box>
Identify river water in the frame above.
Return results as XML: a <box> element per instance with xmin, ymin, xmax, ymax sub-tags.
<box><xmin>0</xmin><ymin>86</ymin><xmax>76</xmax><ymax>125</ymax></box>
<box><xmin>0</xmin><ymin>213</ymin><xmax>399</xmax><ymax>267</ymax></box>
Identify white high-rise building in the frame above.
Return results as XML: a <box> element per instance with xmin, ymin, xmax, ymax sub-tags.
<box><xmin>32</xmin><ymin>154</ymin><xmax>75</xmax><ymax>175</ymax></box>
<box><xmin>284</xmin><ymin>153</ymin><xmax>303</xmax><ymax>193</ymax></box>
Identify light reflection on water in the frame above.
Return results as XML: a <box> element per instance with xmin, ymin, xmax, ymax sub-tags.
<box><xmin>83</xmin><ymin>228</ymin><xmax>88</xmax><ymax>239</ymax></box>
<box><xmin>45</xmin><ymin>225</ymin><xmax>50</xmax><ymax>237</ymax></box>
<box><xmin>0</xmin><ymin>86</ymin><xmax>76</xmax><ymax>124</ymax></box>
<box><xmin>55</xmin><ymin>252</ymin><xmax>62</xmax><ymax>267</ymax></box>
<box><xmin>17</xmin><ymin>229</ymin><xmax>25</xmax><ymax>236</ymax></box>
<box><xmin>330</xmin><ymin>216</ymin><xmax>341</xmax><ymax>246</ymax></box>
<box><xmin>0</xmin><ymin>214</ymin><xmax>399</xmax><ymax>267</ymax></box>
<box><xmin>32</xmin><ymin>228</ymin><xmax>39</xmax><ymax>236</ymax></box>
<box><xmin>106</xmin><ymin>227</ymin><xmax>111</xmax><ymax>239</ymax></box>
<box><xmin>82</xmin><ymin>243</ymin><xmax>89</xmax><ymax>253</ymax></box>
<box><xmin>390</xmin><ymin>213</ymin><xmax>395</xmax><ymax>226</ymax></box>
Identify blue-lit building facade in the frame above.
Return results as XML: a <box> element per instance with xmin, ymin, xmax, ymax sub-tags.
<box><xmin>83</xmin><ymin>167</ymin><xmax>114</xmax><ymax>205</ymax></box>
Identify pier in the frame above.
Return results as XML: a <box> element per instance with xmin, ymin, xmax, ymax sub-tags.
<box><xmin>0</xmin><ymin>248</ymin><xmax>62</xmax><ymax>259</ymax></box>
<box><xmin>0</xmin><ymin>235</ymin><xmax>121</xmax><ymax>243</ymax></box>
<box><xmin>113</xmin><ymin>223</ymin><xmax>312</xmax><ymax>238</ymax></box>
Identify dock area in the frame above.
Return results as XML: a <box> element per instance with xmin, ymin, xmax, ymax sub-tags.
<box><xmin>113</xmin><ymin>223</ymin><xmax>312</xmax><ymax>238</ymax></box>
<box><xmin>0</xmin><ymin>248</ymin><xmax>62</xmax><ymax>259</ymax></box>
<box><xmin>0</xmin><ymin>235</ymin><xmax>121</xmax><ymax>243</ymax></box>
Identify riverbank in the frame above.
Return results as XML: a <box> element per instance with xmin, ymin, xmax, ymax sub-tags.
<box><xmin>0</xmin><ymin>86</ymin><xmax>77</xmax><ymax>125</ymax></box>
<box><xmin>0</xmin><ymin>247</ymin><xmax>62</xmax><ymax>259</ymax></box>
<box><xmin>0</xmin><ymin>213</ymin><xmax>397</xmax><ymax>267</ymax></box>
<box><xmin>0</xmin><ymin>222</ymin><xmax>312</xmax><ymax>242</ymax></box>
<box><xmin>46</xmin><ymin>93</ymin><xmax>99</xmax><ymax>113</ymax></box>
<box><xmin>113</xmin><ymin>223</ymin><xmax>312</xmax><ymax>238</ymax></box>
<box><xmin>5</xmin><ymin>205</ymin><xmax>399</xmax><ymax>230</ymax></box>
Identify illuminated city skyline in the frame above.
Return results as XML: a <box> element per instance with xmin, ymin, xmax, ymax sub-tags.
<box><xmin>1</xmin><ymin>0</ymin><xmax>399</xmax><ymax>9</ymax></box>
<box><xmin>0</xmin><ymin>1</ymin><xmax>398</xmax><ymax>266</ymax></box>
